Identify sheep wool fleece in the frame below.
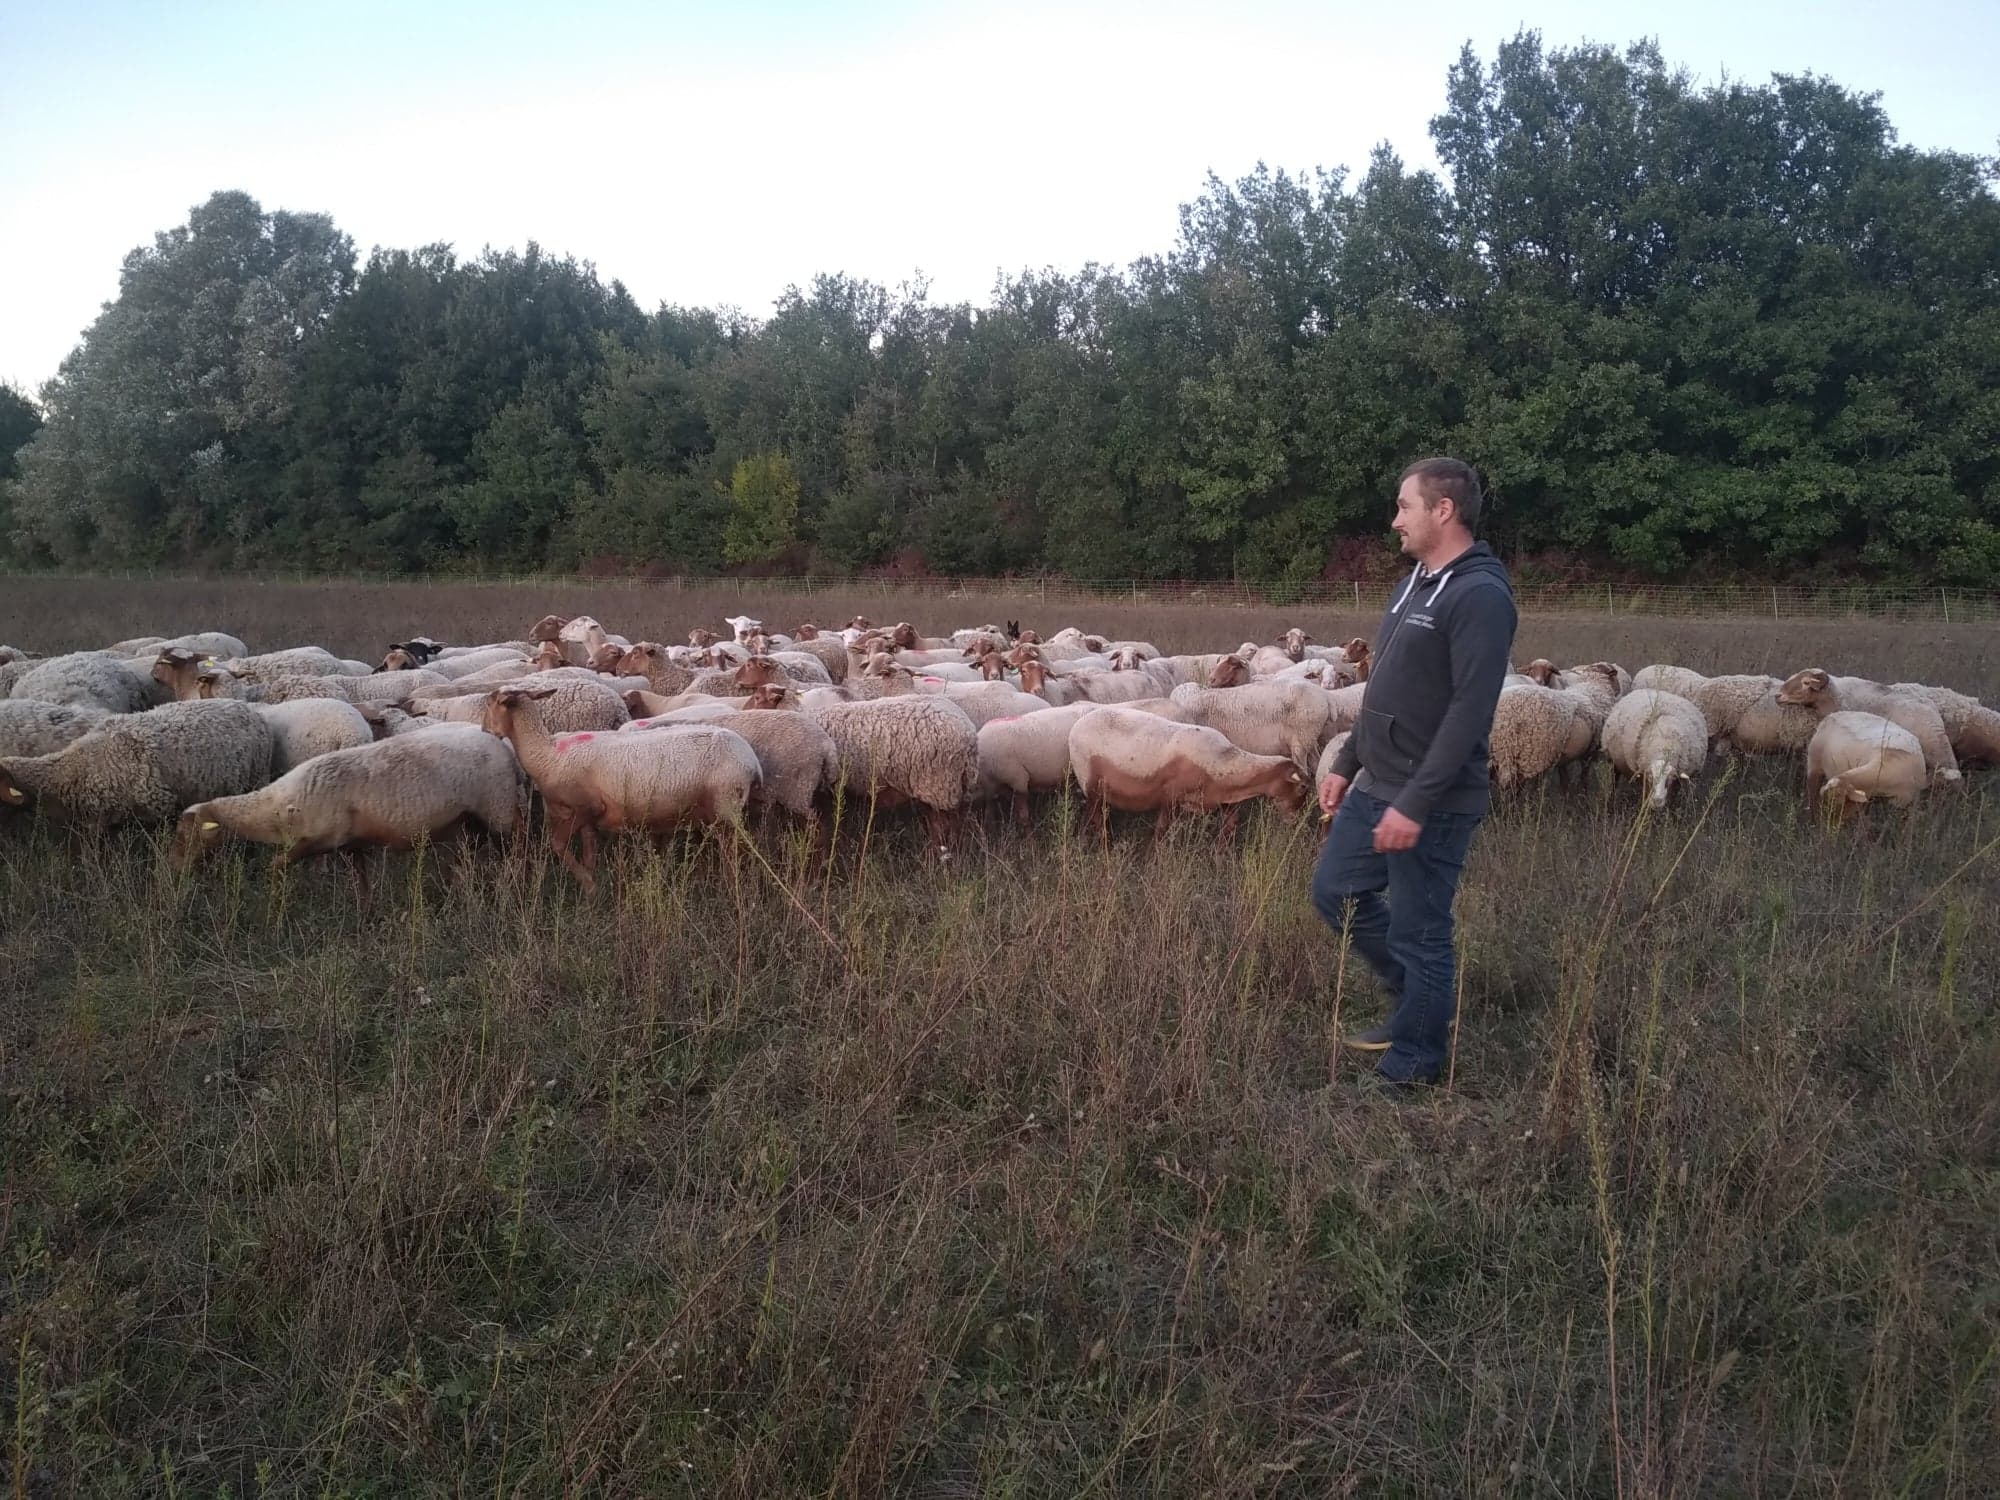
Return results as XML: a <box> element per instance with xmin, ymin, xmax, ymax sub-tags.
<box><xmin>1329</xmin><ymin>543</ymin><xmax>1517</xmax><ymax>822</ymax></box>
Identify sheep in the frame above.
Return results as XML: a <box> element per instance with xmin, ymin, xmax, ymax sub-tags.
<box><xmin>249</xmin><ymin>699</ymin><xmax>376</xmax><ymax>775</ymax></box>
<box><xmin>112</xmin><ymin>631</ymin><xmax>248</xmax><ymax>661</ymax></box>
<box><xmin>0</xmin><ymin>700</ymin><xmax>273</xmax><ymax>824</ymax></box>
<box><xmin>733</xmin><ymin>653</ymin><xmax>833</xmax><ymax>690</ymax></box>
<box><xmin>1775</xmin><ymin>670</ymin><xmax>1959</xmax><ymax>785</ymax></box>
<box><xmin>223</xmin><ymin>646</ymin><xmax>363</xmax><ymax>678</ymax></box>
<box><xmin>1166</xmin><ymin>680</ymin><xmax>1332</xmax><ymax>774</ymax></box>
<box><xmin>724</xmin><ymin>697</ymin><xmax>842</xmax><ymax>822</ymax></box>
<box><xmin>1324</xmin><ymin>683</ymin><xmax>1368</xmax><ymax>735</ymax></box>
<box><xmin>11</xmin><ymin>652</ymin><xmax>170</xmax><ymax>714</ymax></box>
<box><xmin>615</xmin><ymin>643</ymin><xmax>698</xmax><ymax>698</ymax></box>
<box><xmin>784</xmin><ymin>635</ymin><xmax>849</xmax><ymax>682</ymax></box>
<box><xmin>976</xmin><ymin>703</ymin><xmax>1101</xmax><ymax>827</ymax></box>
<box><xmin>803</xmin><ymin>695</ymin><xmax>981</xmax><ymax>840</ymax></box>
<box><xmin>382</xmin><ymin>645</ymin><xmax>526</xmax><ymax>680</ymax></box>
<box><xmin>1685</xmin><ymin>675</ymin><xmax>1787</xmax><ymax>749</ymax></box>
<box><xmin>1725</xmin><ymin>688</ymin><xmax>1819</xmax><ymax>756</ymax></box>
<box><xmin>1632</xmin><ymin>664</ymin><xmax>1709</xmax><ymax>699</ymax></box>
<box><xmin>1489</xmin><ymin>686</ymin><xmax>1584</xmax><ymax>791</ymax></box>
<box><xmin>912</xmin><ymin>679</ymin><xmax>1054</xmax><ymax>729</ymax></box>
<box><xmin>1601</xmin><ymin>689</ymin><xmax>1709</xmax><ymax>809</ymax></box>
<box><xmin>174</xmin><ymin>726</ymin><xmax>528</xmax><ymax>869</ymax></box>
<box><xmin>1315</xmin><ymin>730</ymin><xmax>1353</xmax><ymax>785</ymax></box>
<box><xmin>0</xmin><ymin>660</ymin><xmax>40</xmax><ymax>700</ymax></box>
<box><xmin>1805</xmin><ymin>712</ymin><xmax>1928</xmax><ymax>818</ymax></box>
<box><xmin>1890</xmin><ymin>683</ymin><xmax>2000</xmax><ymax>766</ymax></box>
<box><xmin>0</xmin><ymin>646</ymin><xmax>34</xmax><ymax>665</ymax></box>
<box><xmin>417</xmin><ymin>671</ymin><xmax>629</xmax><ymax>734</ymax></box>
<box><xmin>624</xmin><ymin>701</ymin><xmax>745</xmax><ymax>727</ymax></box>
<box><xmin>0</xmin><ymin>701</ymin><xmax>111</xmax><ymax>760</ymax></box>
<box><xmin>1068</xmin><ymin>706</ymin><xmax>1310</xmax><ymax>836</ymax></box>
<box><xmin>479</xmin><ymin>687</ymin><xmax>758</xmax><ymax>890</ymax></box>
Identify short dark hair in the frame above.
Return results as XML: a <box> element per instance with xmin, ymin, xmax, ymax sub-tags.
<box><xmin>1399</xmin><ymin>457</ymin><xmax>1483</xmax><ymax>530</ymax></box>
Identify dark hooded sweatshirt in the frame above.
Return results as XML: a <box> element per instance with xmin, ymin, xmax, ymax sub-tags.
<box><xmin>1329</xmin><ymin>543</ymin><xmax>1517</xmax><ymax>823</ymax></box>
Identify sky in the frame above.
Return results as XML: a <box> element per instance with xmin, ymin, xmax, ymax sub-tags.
<box><xmin>3</xmin><ymin>0</ymin><xmax>1996</xmax><ymax>392</ymax></box>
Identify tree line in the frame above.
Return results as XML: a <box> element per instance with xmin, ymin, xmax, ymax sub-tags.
<box><xmin>4</xmin><ymin>33</ymin><xmax>1997</xmax><ymax>584</ymax></box>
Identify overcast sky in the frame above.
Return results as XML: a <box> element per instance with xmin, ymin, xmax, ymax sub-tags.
<box><xmin>3</xmin><ymin>0</ymin><xmax>1995</xmax><ymax>392</ymax></box>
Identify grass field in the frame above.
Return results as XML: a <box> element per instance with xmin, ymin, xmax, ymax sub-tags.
<box><xmin>3</xmin><ymin>577</ymin><xmax>1997</xmax><ymax>1497</ymax></box>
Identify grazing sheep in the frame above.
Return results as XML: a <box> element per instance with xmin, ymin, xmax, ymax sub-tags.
<box><xmin>417</xmin><ymin>671</ymin><xmax>629</xmax><ymax>734</ymax></box>
<box><xmin>1315</xmin><ymin>730</ymin><xmax>1353</xmax><ymax>784</ymax></box>
<box><xmin>1686</xmin><ymin>675</ymin><xmax>1786</xmax><ymax>749</ymax></box>
<box><xmin>1725</xmin><ymin>688</ymin><xmax>1819</xmax><ymax>756</ymax></box>
<box><xmin>1167</xmin><ymin>680</ymin><xmax>1331</xmax><ymax>773</ymax></box>
<box><xmin>1632</xmin><ymin>664</ymin><xmax>1708</xmax><ymax>699</ymax></box>
<box><xmin>0</xmin><ymin>700</ymin><xmax>273</xmax><ymax>823</ymax></box>
<box><xmin>174</xmin><ymin>725</ymin><xmax>528</xmax><ymax>868</ymax></box>
<box><xmin>617</xmin><ymin>643</ymin><xmax>699</xmax><ymax>698</ymax></box>
<box><xmin>250</xmin><ymin>700</ymin><xmax>376</xmax><ymax>775</ymax></box>
<box><xmin>0</xmin><ymin>701</ymin><xmax>111</xmax><ymax>760</ymax></box>
<box><xmin>12</xmin><ymin>652</ymin><xmax>169</xmax><ymax>714</ymax></box>
<box><xmin>224</xmin><ymin>646</ymin><xmax>364</xmax><ymax>678</ymax></box>
<box><xmin>1069</xmin><ymin>706</ymin><xmax>1311</xmax><ymax>834</ymax></box>
<box><xmin>1891</xmin><ymin>683</ymin><xmax>2000</xmax><ymax>766</ymax></box>
<box><xmin>480</xmin><ymin>687</ymin><xmax>758</xmax><ymax>890</ymax></box>
<box><xmin>804</xmin><ymin>695</ymin><xmax>981</xmax><ymax>837</ymax></box>
<box><xmin>1601</xmin><ymin>689</ymin><xmax>1709</xmax><ymax>808</ymax></box>
<box><xmin>1776</xmin><ymin>670</ymin><xmax>1960</xmax><ymax>785</ymax></box>
<box><xmin>1805</xmin><ymin>712</ymin><xmax>1927</xmax><ymax>817</ymax></box>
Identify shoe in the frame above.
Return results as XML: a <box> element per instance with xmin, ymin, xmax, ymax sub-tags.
<box><xmin>1341</xmin><ymin>1023</ymin><xmax>1393</xmax><ymax>1052</ymax></box>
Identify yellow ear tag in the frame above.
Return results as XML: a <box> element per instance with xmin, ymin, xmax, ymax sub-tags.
<box><xmin>201</xmin><ymin>820</ymin><xmax>219</xmax><ymax>830</ymax></box>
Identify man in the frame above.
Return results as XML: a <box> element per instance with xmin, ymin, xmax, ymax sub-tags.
<box><xmin>1313</xmin><ymin>457</ymin><xmax>1517</xmax><ymax>1089</ymax></box>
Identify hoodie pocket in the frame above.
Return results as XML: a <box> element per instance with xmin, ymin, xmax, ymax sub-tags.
<box><xmin>1360</xmin><ymin>709</ymin><xmax>1420</xmax><ymax>778</ymax></box>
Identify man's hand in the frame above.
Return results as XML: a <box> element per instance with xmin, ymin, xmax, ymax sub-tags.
<box><xmin>1373</xmin><ymin>806</ymin><xmax>1422</xmax><ymax>852</ymax></box>
<box><xmin>1317</xmin><ymin>772</ymin><xmax>1349</xmax><ymax>817</ymax></box>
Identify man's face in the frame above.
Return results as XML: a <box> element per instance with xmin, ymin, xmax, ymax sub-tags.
<box><xmin>1392</xmin><ymin>477</ymin><xmax>1443</xmax><ymax>557</ymax></box>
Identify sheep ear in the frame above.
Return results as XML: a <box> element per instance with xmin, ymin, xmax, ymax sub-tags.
<box><xmin>528</xmin><ymin>687</ymin><xmax>560</xmax><ymax>700</ymax></box>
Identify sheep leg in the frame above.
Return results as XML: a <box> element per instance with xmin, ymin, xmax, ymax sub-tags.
<box><xmin>1215</xmin><ymin>805</ymin><xmax>1242</xmax><ymax>844</ymax></box>
<box><xmin>545</xmin><ymin>807</ymin><xmax>598</xmax><ymax>894</ymax></box>
<box><xmin>1012</xmin><ymin>790</ymin><xmax>1033</xmax><ymax>834</ymax></box>
<box><xmin>1152</xmin><ymin>804</ymin><xmax>1176</xmax><ymax>842</ymax></box>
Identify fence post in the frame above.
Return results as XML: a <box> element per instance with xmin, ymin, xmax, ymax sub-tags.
<box><xmin>1941</xmin><ymin>588</ymin><xmax>1950</xmax><ymax>624</ymax></box>
<box><xmin>1771</xmin><ymin>587</ymin><xmax>1780</xmax><ymax>620</ymax></box>
<box><xmin>1353</xmin><ymin>581</ymin><xmax>1361</xmax><ymax>611</ymax></box>
<box><xmin>1606</xmin><ymin>583</ymin><xmax>1614</xmax><ymax>615</ymax></box>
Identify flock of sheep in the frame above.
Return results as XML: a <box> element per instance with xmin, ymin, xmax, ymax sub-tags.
<box><xmin>0</xmin><ymin>610</ymin><xmax>1992</xmax><ymax>887</ymax></box>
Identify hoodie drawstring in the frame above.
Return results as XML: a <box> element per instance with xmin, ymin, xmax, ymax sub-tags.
<box><xmin>1425</xmin><ymin>570</ymin><xmax>1454</xmax><ymax>606</ymax></box>
<box><xmin>1392</xmin><ymin>566</ymin><xmax>1422</xmax><ymax>613</ymax></box>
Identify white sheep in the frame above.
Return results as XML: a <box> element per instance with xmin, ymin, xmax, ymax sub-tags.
<box><xmin>1806</xmin><ymin>712</ymin><xmax>1927</xmax><ymax>817</ymax></box>
<box><xmin>11</xmin><ymin>652</ymin><xmax>169</xmax><ymax>714</ymax></box>
<box><xmin>417</xmin><ymin>671</ymin><xmax>629</xmax><ymax>733</ymax></box>
<box><xmin>0</xmin><ymin>701</ymin><xmax>111</xmax><ymax>760</ymax></box>
<box><xmin>723</xmin><ymin>703</ymin><xmax>842</xmax><ymax>821</ymax></box>
<box><xmin>976</xmin><ymin>703</ymin><xmax>1101</xmax><ymax>826</ymax></box>
<box><xmin>0</xmin><ymin>700</ymin><xmax>274</xmax><ymax>823</ymax></box>
<box><xmin>1068</xmin><ymin>706</ymin><xmax>1311</xmax><ymax>834</ymax></box>
<box><xmin>1631</xmin><ymin>664</ymin><xmax>1708</xmax><ymax>698</ymax></box>
<box><xmin>1167</xmin><ymin>680</ymin><xmax>1331</xmax><ymax>773</ymax></box>
<box><xmin>1776</xmin><ymin>670</ymin><xmax>1960</xmax><ymax>785</ymax></box>
<box><xmin>174</xmin><ymin>725</ymin><xmax>527</xmax><ymax>868</ymax></box>
<box><xmin>1890</xmin><ymin>682</ymin><xmax>2000</xmax><ymax>766</ymax></box>
<box><xmin>1601</xmin><ymin>689</ymin><xmax>1709</xmax><ymax>808</ymax></box>
<box><xmin>480</xmin><ymin>687</ymin><xmax>758</xmax><ymax>889</ymax></box>
<box><xmin>805</xmin><ymin>695</ymin><xmax>981</xmax><ymax>838</ymax></box>
<box><xmin>250</xmin><ymin>700</ymin><xmax>376</xmax><ymax>775</ymax></box>
<box><xmin>1489</xmin><ymin>685</ymin><xmax>1584</xmax><ymax>790</ymax></box>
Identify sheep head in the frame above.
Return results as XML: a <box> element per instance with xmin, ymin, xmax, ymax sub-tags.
<box><xmin>1015</xmin><ymin>628</ymin><xmax>1041</xmax><ymax>646</ymax></box>
<box><xmin>1776</xmin><ymin>668</ymin><xmax>1832</xmax><ymax>707</ymax></box>
<box><xmin>734</xmin><ymin>656</ymin><xmax>785</xmax><ymax>690</ymax></box>
<box><xmin>743</xmin><ymin>683</ymin><xmax>797</xmax><ymax>710</ymax></box>
<box><xmin>1005</xmin><ymin>644</ymin><xmax>1043</xmax><ymax>669</ymax></box>
<box><xmin>481</xmin><ymin>685</ymin><xmax>560</xmax><ymax>736</ymax></box>
<box><xmin>794</xmin><ymin>622</ymin><xmax>820</xmax><ymax>641</ymax></box>
<box><xmin>586</xmin><ymin>642</ymin><xmax>626</xmax><ymax>674</ymax></box>
<box><xmin>725</xmin><ymin>615</ymin><xmax>763</xmax><ymax>642</ymax></box>
<box><xmin>889</xmin><ymin>622</ymin><xmax>921</xmax><ymax>650</ymax></box>
<box><xmin>1017</xmin><ymin>658</ymin><xmax>1049</xmax><ymax>695</ymax></box>
<box><xmin>847</xmin><ymin>615</ymin><xmax>874</xmax><ymax>630</ymax></box>
<box><xmin>1278</xmin><ymin>627</ymin><xmax>1311</xmax><ymax>659</ymax></box>
<box><xmin>688</xmin><ymin>627</ymin><xmax>718</xmax><ymax>649</ymax></box>
<box><xmin>532</xmin><ymin>641</ymin><xmax>566</xmax><ymax>671</ymax></box>
<box><xmin>194</xmin><ymin>666</ymin><xmax>236</xmax><ymax>699</ymax></box>
<box><xmin>528</xmin><ymin>615</ymin><xmax>567</xmax><ymax>643</ymax></box>
<box><xmin>0</xmin><ymin>764</ymin><xmax>25</xmax><ymax>810</ymax></box>
<box><xmin>170</xmin><ymin>804</ymin><xmax>231</xmax><ymax>868</ymax></box>
<box><xmin>976</xmin><ymin>650</ymin><xmax>1009</xmax><ymax>681</ymax></box>
<box><xmin>152</xmin><ymin>648</ymin><xmax>203</xmax><ymax>697</ymax></box>
<box><xmin>1270</xmin><ymin>765</ymin><xmax>1312</xmax><ymax>814</ymax></box>
<box><xmin>1524</xmin><ymin>659</ymin><xmax>1561</xmax><ymax>687</ymax></box>
<box><xmin>355</xmin><ymin>703</ymin><xmax>395</xmax><ymax>741</ymax></box>
<box><xmin>1208</xmin><ymin>656</ymin><xmax>1252</xmax><ymax>688</ymax></box>
<box><xmin>377</xmin><ymin>647</ymin><xmax>419</xmax><ymax>673</ymax></box>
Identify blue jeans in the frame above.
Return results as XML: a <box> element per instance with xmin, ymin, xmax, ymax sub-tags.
<box><xmin>1310</xmin><ymin>786</ymin><xmax>1483</xmax><ymax>1084</ymax></box>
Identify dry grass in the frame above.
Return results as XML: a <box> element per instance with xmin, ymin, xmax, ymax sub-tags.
<box><xmin>2</xmin><ymin>578</ymin><xmax>1997</xmax><ymax>1497</ymax></box>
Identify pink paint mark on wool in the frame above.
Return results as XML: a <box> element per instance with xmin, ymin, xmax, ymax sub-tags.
<box><xmin>988</xmin><ymin>715</ymin><xmax>1022</xmax><ymax>725</ymax></box>
<box><xmin>555</xmin><ymin>732</ymin><xmax>597</xmax><ymax>753</ymax></box>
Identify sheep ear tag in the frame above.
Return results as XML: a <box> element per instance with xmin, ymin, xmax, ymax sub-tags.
<box><xmin>200</xmin><ymin>820</ymin><xmax>219</xmax><ymax>830</ymax></box>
